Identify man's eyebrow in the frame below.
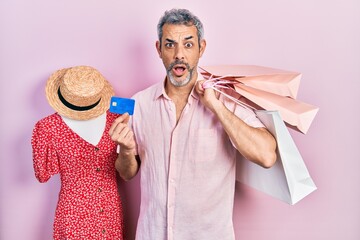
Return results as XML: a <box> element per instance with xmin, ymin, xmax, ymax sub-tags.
<box><xmin>165</xmin><ymin>38</ymin><xmax>176</xmax><ymax>43</ymax></box>
<box><xmin>164</xmin><ymin>36</ymin><xmax>194</xmax><ymax>43</ymax></box>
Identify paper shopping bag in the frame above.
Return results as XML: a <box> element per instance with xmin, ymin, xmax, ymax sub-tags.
<box><xmin>236</xmin><ymin>110</ymin><xmax>317</xmax><ymax>205</ymax></box>
<box><xmin>199</xmin><ymin>65</ymin><xmax>301</xmax><ymax>98</ymax></box>
<box><xmin>199</xmin><ymin>65</ymin><xmax>319</xmax><ymax>134</ymax></box>
<box><xmin>234</xmin><ymin>84</ymin><xmax>319</xmax><ymax>134</ymax></box>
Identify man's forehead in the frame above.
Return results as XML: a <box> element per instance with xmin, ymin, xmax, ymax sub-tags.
<box><xmin>162</xmin><ymin>24</ymin><xmax>198</xmax><ymax>40</ymax></box>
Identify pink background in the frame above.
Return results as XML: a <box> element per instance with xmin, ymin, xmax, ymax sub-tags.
<box><xmin>1</xmin><ymin>0</ymin><xmax>359</xmax><ymax>239</ymax></box>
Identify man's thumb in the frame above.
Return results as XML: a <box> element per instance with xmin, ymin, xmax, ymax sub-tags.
<box><xmin>123</xmin><ymin>113</ymin><xmax>130</xmax><ymax>124</ymax></box>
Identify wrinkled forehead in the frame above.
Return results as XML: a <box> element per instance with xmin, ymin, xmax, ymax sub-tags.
<box><xmin>161</xmin><ymin>23</ymin><xmax>198</xmax><ymax>42</ymax></box>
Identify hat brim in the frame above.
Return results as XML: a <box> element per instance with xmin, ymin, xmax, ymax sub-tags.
<box><xmin>45</xmin><ymin>68</ymin><xmax>114</xmax><ymax>120</ymax></box>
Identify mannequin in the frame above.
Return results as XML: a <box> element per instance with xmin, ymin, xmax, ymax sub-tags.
<box><xmin>60</xmin><ymin>112</ymin><xmax>106</xmax><ymax>145</ymax></box>
<box><xmin>31</xmin><ymin>66</ymin><xmax>124</xmax><ymax>240</ymax></box>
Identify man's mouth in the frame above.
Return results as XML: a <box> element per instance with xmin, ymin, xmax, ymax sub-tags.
<box><xmin>172</xmin><ymin>65</ymin><xmax>187</xmax><ymax>76</ymax></box>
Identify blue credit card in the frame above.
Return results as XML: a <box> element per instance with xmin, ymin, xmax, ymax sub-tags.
<box><xmin>109</xmin><ymin>97</ymin><xmax>135</xmax><ymax>115</ymax></box>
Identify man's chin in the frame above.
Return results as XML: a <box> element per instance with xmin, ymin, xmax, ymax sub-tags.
<box><xmin>169</xmin><ymin>76</ymin><xmax>191</xmax><ymax>87</ymax></box>
<box><xmin>167</xmin><ymin>69</ymin><xmax>193</xmax><ymax>86</ymax></box>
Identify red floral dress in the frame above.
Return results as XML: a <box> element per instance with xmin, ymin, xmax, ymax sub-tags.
<box><xmin>31</xmin><ymin>111</ymin><xmax>124</xmax><ymax>240</ymax></box>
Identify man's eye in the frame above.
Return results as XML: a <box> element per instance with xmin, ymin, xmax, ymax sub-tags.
<box><xmin>165</xmin><ymin>43</ymin><xmax>174</xmax><ymax>48</ymax></box>
<box><xmin>185</xmin><ymin>42</ymin><xmax>193</xmax><ymax>48</ymax></box>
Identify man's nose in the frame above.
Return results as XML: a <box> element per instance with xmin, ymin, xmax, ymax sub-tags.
<box><xmin>174</xmin><ymin>46</ymin><xmax>185</xmax><ymax>60</ymax></box>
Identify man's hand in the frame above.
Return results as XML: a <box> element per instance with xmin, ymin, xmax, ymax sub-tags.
<box><xmin>196</xmin><ymin>80</ymin><xmax>277</xmax><ymax>168</ymax></box>
<box><xmin>109</xmin><ymin>113</ymin><xmax>135</xmax><ymax>154</ymax></box>
<box><xmin>195</xmin><ymin>80</ymin><xmax>222</xmax><ymax>113</ymax></box>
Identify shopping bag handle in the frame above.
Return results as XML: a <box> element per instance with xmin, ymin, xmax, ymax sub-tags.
<box><xmin>202</xmin><ymin>75</ymin><xmax>256</xmax><ymax>110</ymax></box>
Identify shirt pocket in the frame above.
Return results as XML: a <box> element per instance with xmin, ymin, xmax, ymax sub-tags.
<box><xmin>190</xmin><ymin>129</ymin><xmax>217</xmax><ymax>162</ymax></box>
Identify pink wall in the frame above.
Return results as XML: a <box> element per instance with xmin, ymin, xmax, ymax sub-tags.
<box><xmin>1</xmin><ymin>0</ymin><xmax>359</xmax><ymax>239</ymax></box>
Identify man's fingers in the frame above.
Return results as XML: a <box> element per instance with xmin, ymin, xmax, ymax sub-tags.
<box><xmin>195</xmin><ymin>80</ymin><xmax>205</xmax><ymax>95</ymax></box>
<box><xmin>116</xmin><ymin>126</ymin><xmax>131</xmax><ymax>141</ymax></box>
<box><xmin>116</xmin><ymin>128</ymin><xmax>135</xmax><ymax>151</ymax></box>
<box><xmin>197</xmin><ymin>80</ymin><xmax>204</xmax><ymax>87</ymax></box>
<box><xmin>109</xmin><ymin>113</ymin><xmax>130</xmax><ymax>135</ymax></box>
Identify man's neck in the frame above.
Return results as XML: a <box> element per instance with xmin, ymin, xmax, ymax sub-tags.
<box><xmin>165</xmin><ymin>72</ymin><xmax>198</xmax><ymax>100</ymax></box>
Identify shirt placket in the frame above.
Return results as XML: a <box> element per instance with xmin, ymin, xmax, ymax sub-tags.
<box><xmin>167</xmin><ymin>101</ymin><xmax>191</xmax><ymax>240</ymax></box>
<box><xmin>167</xmin><ymin>130</ymin><xmax>178</xmax><ymax>240</ymax></box>
<box><xmin>167</xmin><ymin>100</ymin><xmax>178</xmax><ymax>240</ymax></box>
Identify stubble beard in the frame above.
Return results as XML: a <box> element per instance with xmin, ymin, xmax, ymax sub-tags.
<box><xmin>166</xmin><ymin>61</ymin><xmax>194</xmax><ymax>87</ymax></box>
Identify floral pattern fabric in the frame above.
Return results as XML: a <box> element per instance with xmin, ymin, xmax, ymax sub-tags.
<box><xmin>31</xmin><ymin>111</ymin><xmax>123</xmax><ymax>240</ymax></box>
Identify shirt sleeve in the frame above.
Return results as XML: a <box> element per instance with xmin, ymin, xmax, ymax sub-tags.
<box><xmin>31</xmin><ymin>120</ymin><xmax>60</xmax><ymax>183</ymax></box>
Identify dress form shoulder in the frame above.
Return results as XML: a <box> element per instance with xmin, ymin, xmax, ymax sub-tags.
<box><xmin>60</xmin><ymin>112</ymin><xmax>106</xmax><ymax>146</ymax></box>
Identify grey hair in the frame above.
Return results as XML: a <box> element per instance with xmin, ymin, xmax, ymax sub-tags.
<box><xmin>157</xmin><ymin>9</ymin><xmax>204</xmax><ymax>46</ymax></box>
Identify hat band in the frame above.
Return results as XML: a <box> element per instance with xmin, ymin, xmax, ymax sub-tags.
<box><xmin>58</xmin><ymin>87</ymin><xmax>101</xmax><ymax>111</ymax></box>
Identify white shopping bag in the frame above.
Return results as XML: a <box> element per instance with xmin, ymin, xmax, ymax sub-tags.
<box><xmin>236</xmin><ymin>110</ymin><xmax>317</xmax><ymax>205</ymax></box>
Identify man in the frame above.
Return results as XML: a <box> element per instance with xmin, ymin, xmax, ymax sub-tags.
<box><xmin>109</xmin><ymin>8</ymin><xmax>277</xmax><ymax>240</ymax></box>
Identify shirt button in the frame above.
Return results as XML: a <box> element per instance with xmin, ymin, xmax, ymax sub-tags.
<box><xmin>99</xmin><ymin>208</ymin><xmax>104</xmax><ymax>213</ymax></box>
<box><xmin>102</xmin><ymin>229</ymin><xmax>106</xmax><ymax>234</ymax></box>
<box><xmin>96</xmin><ymin>167</ymin><xmax>101</xmax><ymax>172</ymax></box>
<box><xmin>95</xmin><ymin>147</ymin><xmax>99</xmax><ymax>151</ymax></box>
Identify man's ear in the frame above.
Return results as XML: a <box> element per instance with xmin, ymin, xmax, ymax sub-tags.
<box><xmin>156</xmin><ymin>41</ymin><xmax>162</xmax><ymax>58</ymax></box>
<box><xmin>199</xmin><ymin>39</ymin><xmax>206</xmax><ymax>58</ymax></box>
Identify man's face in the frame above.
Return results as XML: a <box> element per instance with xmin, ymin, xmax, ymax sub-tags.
<box><xmin>156</xmin><ymin>23</ymin><xmax>206</xmax><ymax>87</ymax></box>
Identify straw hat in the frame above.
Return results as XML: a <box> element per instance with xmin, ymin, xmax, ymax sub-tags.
<box><xmin>45</xmin><ymin>65</ymin><xmax>114</xmax><ymax>120</ymax></box>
